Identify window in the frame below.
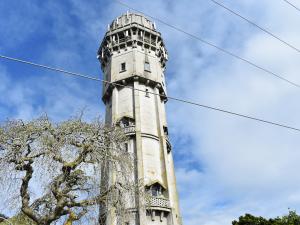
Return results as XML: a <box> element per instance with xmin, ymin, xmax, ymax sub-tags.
<box><xmin>119</xmin><ymin>117</ymin><xmax>135</xmax><ymax>127</ymax></box>
<box><xmin>124</xmin><ymin>143</ymin><xmax>129</xmax><ymax>152</ymax></box>
<box><xmin>145</xmin><ymin>88</ymin><xmax>150</xmax><ymax>97</ymax></box>
<box><xmin>163</xmin><ymin>126</ymin><xmax>169</xmax><ymax>136</ymax></box>
<box><xmin>120</xmin><ymin>62</ymin><xmax>126</xmax><ymax>72</ymax></box>
<box><xmin>120</xmin><ymin>118</ymin><xmax>129</xmax><ymax>127</ymax></box>
<box><xmin>151</xmin><ymin>184</ymin><xmax>162</xmax><ymax>196</ymax></box>
<box><xmin>167</xmin><ymin>143</ymin><xmax>171</xmax><ymax>153</ymax></box>
<box><xmin>144</xmin><ymin>62</ymin><xmax>151</xmax><ymax>72</ymax></box>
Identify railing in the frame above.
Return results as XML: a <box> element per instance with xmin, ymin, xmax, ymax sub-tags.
<box><xmin>136</xmin><ymin>36</ymin><xmax>156</xmax><ymax>45</ymax></box>
<box><xmin>124</xmin><ymin>126</ymin><xmax>136</xmax><ymax>134</ymax></box>
<box><xmin>147</xmin><ymin>196</ymin><xmax>170</xmax><ymax>209</ymax></box>
<box><xmin>144</xmin><ymin>38</ymin><xmax>150</xmax><ymax>44</ymax></box>
<box><xmin>118</xmin><ymin>36</ymin><xmax>131</xmax><ymax>44</ymax></box>
<box><xmin>119</xmin><ymin>38</ymin><xmax>126</xmax><ymax>43</ymax></box>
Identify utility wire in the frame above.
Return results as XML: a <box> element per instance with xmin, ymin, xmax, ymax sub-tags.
<box><xmin>0</xmin><ymin>54</ymin><xmax>299</xmax><ymax>132</ymax></box>
<box><xmin>114</xmin><ymin>0</ymin><xmax>300</xmax><ymax>89</ymax></box>
<box><xmin>209</xmin><ymin>0</ymin><xmax>300</xmax><ymax>53</ymax></box>
<box><xmin>283</xmin><ymin>0</ymin><xmax>300</xmax><ymax>12</ymax></box>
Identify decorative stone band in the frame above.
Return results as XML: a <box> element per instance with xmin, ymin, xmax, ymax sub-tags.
<box><xmin>102</xmin><ymin>76</ymin><xmax>168</xmax><ymax>104</ymax></box>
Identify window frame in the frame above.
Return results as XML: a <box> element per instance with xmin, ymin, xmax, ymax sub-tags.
<box><xmin>144</xmin><ymin>61</ymin><xmax>151</xmax><ymax>72</ymax></box>
<box><xmin>145</xmin><ymin>88</ymin><xmax>150</xmax><ymax>98</ymax></box>
<box><xmin>151</xmin><ymin>184</ymin><xmax>162</xmax><ymax>197</ymax></box>
<box><xmin>120</xmin><ymin>62</ymin><xmax>126</xmax><ymax>72</ymax></box>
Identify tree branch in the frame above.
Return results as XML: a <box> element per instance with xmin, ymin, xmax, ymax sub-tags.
<box><xmin>20</xmin><ymin>162</ymin><xmax>41</xmax><ymax>224</ymax></box>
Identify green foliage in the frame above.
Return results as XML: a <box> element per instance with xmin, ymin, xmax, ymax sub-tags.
<box><xmin>232</xmin><ymin>211</ymin><xmax>300</xmax><ymax>225</ymax></box>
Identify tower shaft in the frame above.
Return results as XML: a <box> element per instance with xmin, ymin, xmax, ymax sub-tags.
<box><xmin>98</xmin><ymin>13</ymin><xmax>182</xmax><ymax>225</ymax></box>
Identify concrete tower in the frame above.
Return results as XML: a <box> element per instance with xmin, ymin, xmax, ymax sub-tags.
<box><xmin>97</xmin><ymin>12</ymin><xmax>182</xmax><ymax>225</ymax></box>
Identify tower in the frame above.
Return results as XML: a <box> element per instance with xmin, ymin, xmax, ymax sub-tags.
<box><xmin>97</xmin><ymin>12</ymin><xmax>182</xmax><ymax>225</ymax></box>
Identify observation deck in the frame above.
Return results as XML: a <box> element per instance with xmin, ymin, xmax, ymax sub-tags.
<box><xmin>97</xmin><ymin>12</ymin><xmax>168</xmax><ymax>71</ymax></box>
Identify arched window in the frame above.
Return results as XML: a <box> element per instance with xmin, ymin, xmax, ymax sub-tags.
<box><xmin>119</xmin><ymin>117</ymin><xmax>135</xmax><ymax>128</ymax></box>
<box><xmin>146</xmin><ymin>182</ymin><xmax>164</xmax><ymax>197</ymax></box>
<box><xmin>151</xmin><ymin>184</ymin><xmax>162</xmax><ymax>196</ymax></box>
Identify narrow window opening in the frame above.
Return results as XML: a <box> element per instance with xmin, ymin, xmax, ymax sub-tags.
<box><xmin>163</xmin><ymin>126</ymin><xmax>169</xmax><ymax>136</ymax></box>
<box><xmin>120</xmin><ymin>62</ymin><xmax>126</xmax><ymax>72</ymax></box>
<box><xmin>145</xmin><ymin>88</ymin><xmax>150</xmax><ymax>97</ymax></box>
<box><xmin>124</xmin><ymin>143</ymin><xmax>129</xmax><ymax>152</ymax></box>
<box><xmin>144</xmin><ymin>62</ymin><xmax>151</xmax><ymax>72</ymax></box>
<box><xmin>167</xmin><ymin>143</ymin><xmax>171</xmax><ymax>153</ymax></box>
<box><xmin>120</xmin><ymin>118</ymin><xmax>129</xmax><ymax>127</ymax></box>
<box><xmin>151</xmin><ymin>184</ymin><xmax>162</xmax><ymax>197</ymax></box>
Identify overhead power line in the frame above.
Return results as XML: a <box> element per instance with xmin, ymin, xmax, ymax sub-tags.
<box><xmin>114</xmin><ymin>0</ymin><xmax>300</xmax><ymax>89</ymax></box>
<box><xmin>283</xmin><ymin>0</ymin><xmax>300</xmax><ymax>12</ymax></box>
<box><xmin>209</xmin><ymin>0</ymin><xmax>300</xmax><ymax>53</ymax></box>
<box><xmin>0</xmin><ymin>54</ymin><xmax>299</xmax><ymax>132</ymax></box>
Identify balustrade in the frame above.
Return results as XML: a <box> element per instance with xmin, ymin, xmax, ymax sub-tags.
<box><xmin>124</xmin><ymin>126</ymin><xmax>136</xmax><ymax>134</ymax></box>
<box><xmin>147</xmin><ymin>196</ymin><xmax>170</xmax><ymax>209</ymax></box>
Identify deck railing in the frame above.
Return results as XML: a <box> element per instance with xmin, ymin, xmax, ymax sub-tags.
<box><xmin>124</xmin><ymin>126</ymin><xmax>136</xmax><ymax>134</ymax></box>
<box><xmin>147</xmin><ymin>196</ymin><xmax>170</xmax><ymax>208</ymax></box>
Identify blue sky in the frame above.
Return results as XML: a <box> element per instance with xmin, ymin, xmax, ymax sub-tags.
<box><xmin>1</xmin><ymin>0</ymin><xmax>300</xmax><ymax>224</ymax></box>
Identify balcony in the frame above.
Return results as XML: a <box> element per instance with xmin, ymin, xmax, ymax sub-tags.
<box><xmin>147</xmin><ymin>196</ymin><xmax>170</xmax><ymax>210</ymax></box>
<box><xmin>165</xmin><ymin>135</ymin><xmax>172</xmax><ymax>153</ymax></box>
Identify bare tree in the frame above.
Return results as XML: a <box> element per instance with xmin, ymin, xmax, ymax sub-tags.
<box><xmin>0</xmin><ymin>116</ymin><xmax>134</xmax><ymax>225</ymax></box>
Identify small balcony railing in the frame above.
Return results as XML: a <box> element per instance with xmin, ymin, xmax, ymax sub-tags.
<box><xmin>144</xmin><ymin>38</ymin><xmax>150</xmax><ymax>44</ymax></box>
<box><xmin>147</xmin><ymin>196</ymin><xmax>170</xmax><ymax>209</ymax></box>
<box><xmin>124</xmin><ymin>126</ymin><xmax>136</xmax><ymax>134</ymax></box>
<box><xmin>119</xmin><ymin>38</ymin><xmax>126</xmax><ymax>43</ymax></box>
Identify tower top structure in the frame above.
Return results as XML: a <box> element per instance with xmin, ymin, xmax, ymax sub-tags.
<box><xmin>97</xmin><ymin>12</ymin><xmax>168</xmax><ymax>72</ymax></box>
<box><xmin>108</xmin><ymin>12</ymin><xmax>157</xmax><ymax>32</ymax></box>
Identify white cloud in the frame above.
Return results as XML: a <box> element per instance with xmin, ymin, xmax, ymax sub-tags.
<box><xmin>161</xmin><ymin>0</ymin><xmax>300</xmax><ymax>224</ymax></box>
